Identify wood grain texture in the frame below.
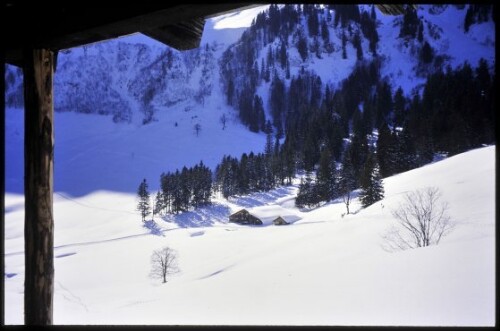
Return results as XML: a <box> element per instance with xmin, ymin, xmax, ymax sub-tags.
<box><xmin>23</xmin><ymin>48</ymin><xmax>54</xmax><ymax>325</ymax></box>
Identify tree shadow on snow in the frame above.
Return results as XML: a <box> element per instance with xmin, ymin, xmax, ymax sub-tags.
<box><xmin>143</xmin><ymin>220</ymin><xmax>164</xmax><ymax>236</ymax></box>
<box><xmin>161</xmin><ymin>203</ymin><xmax>232</xmax><ymax>228</ymax></box>
<box><xmin>229</xmin><ymin>186</ymin><xmax>297</xmax><ymax>208</ymax></box>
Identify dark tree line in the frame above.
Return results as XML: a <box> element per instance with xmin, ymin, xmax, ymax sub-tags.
<box><xmin>155</xmin><ymin>162</ymin><xmax>213</xmax><ymax>215</ymax></box>
<box><xmin>295</xmin><ymin>135</ymin><xmax>384</xmax><ymax>212</ymax></box>
<box><xmin>292</xmin><ymin>57</ymin><xmax>494</xmax><ymax>210</ymax></box>
<box><xmin>138</xmin><ymin>135</ymin><xmax>297</xmax><ymax>217</ymax></box>
<box><xmin>420</xmin><ymin>59</ymin><xmax>495</xmax><ymax>155</ymax></box>
<box><xmin>214</xmin><ymin>131</ymin><xmax>295</xmax><ymax>199</ymax></box>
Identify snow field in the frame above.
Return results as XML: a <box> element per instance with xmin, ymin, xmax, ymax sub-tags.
<box><xmin>4</xmin><ymin>146</ymin><xmax>495</xmax><ymax>325</ymax></box>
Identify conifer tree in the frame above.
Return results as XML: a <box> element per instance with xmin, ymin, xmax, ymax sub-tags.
<box><xmin>321</xmin><ymin>19</ymin><xmax>330</xmax><ymax>43</ymax></box>
<box><xmin>154</xmin><ymin>190</ymin><xmax>164</xmax><ymax>217</ymax></box>
<box><xmin>270</xmin><ymin>75</ymin><xmax>286</xmax><ymax>130</ymax></box>
<box><xmin>360</xmin><ymin>153</ymin><xmax>384</xmax><ymax>208</ymax></box>
<box><xmin>137</xmin><ymin>179</ymin><xmax>151</xmax><ymax>222</ymax></box>
<box><xmin>377</xmin><ymin>123</ymin><xmax>396</xmax><ymax>178</ymax></box>
<box><xmin>399</xmin><ymin>6</ymin><xmax>420</xmax><ymax>39</ymax></box>
<box><xmin>417</xmin><ymin>21</ymin><xmax>424</xmax><ymax>43</ymax></box>
<box><xmin>316</xmin><ymin>149</ymin><xmax>335</xmax><ymax>201</ymax></box>
<box><xmin>421</xmin><ymin>41</ymin><xmax>434</xmax><ymax>64</ymax></box>
<box><xmin>297</xmin><ymin>33</ymin><xmax>309</xmax><ymax>62</ymax></box>
<box><xmin>393</xmin><ymin>87</ymin><xmax>406</xmax><ymax>127</ymax></box>
<box><xmin>394</xmin><ymin>124</ymin><xmax>417</xmax><ymax>173</ymax></box>
<box><xmin>353</xmin><ymin>31</ymin><xmax>363</xmax><ymax>60</ymax></box>
<box><xmin>341</xmin><ymin>30</ymin><xmax>348</xmax><ymax>59</ymax></box>
<box><xmin>295</xmin><ymin>172</ymin><xmax>320</xmax><ymax>208</ymax></box>
<box><xmin>370</xmin><ymin>5</ymin><xmax>377</xmax><ymax>21</ymax></box>
<box><xmin>280</xmin><ymin>42</ymin><xmax>288</xmax><ymax>69</ymax></box>
<box><xmin>339</xmin><ymin>147</ymin><xmax>357</xmax><ymax>214</ymax></box>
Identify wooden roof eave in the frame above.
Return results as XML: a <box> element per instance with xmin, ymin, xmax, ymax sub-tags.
<box><xmin>142</xmin><ymin>17</ymin><xmax>206</xmax><ymax>51</ymax></box>
<box><xmin>4</xmin><ymin>3</ymin><xmax>414</xmax><ymax>66</ymax></box>
<box><xmin>3</xmin><ymin>3</ymin><xmax>258</xmax><ymax>66</ymax></box>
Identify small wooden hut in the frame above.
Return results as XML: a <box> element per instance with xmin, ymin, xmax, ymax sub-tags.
<box><xmin>229</xmin><ymin>209</ymin><xmax>262</xmax><ymax>225</ymax></box>
<box><xmin>273</xmin><ymin>216</ymin><xmax>289</xmax><ymax>226</ymax></box>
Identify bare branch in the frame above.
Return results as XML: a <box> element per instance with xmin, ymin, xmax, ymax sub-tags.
<box><xmin>150</xmin><ymin>246</ymin><xmax>179</xmax><ymax>283</ymax></box>
<box><xmin>383</xmin><ymin>187</ymin><xmax>454</xmax><ymax>251</ymax></box>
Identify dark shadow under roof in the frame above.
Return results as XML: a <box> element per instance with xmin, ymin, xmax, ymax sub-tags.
<box><xmin>3</xmin><ymin>2</ymin><xmax>256</xmax><ymax>66</ymax></box>
<box><xmin>3</xmin><ymin>3</ymin><xmax>411</xmax><ymax>66</ymax></box>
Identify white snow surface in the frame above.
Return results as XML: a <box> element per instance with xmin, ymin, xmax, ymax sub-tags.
<box><xmin>211</xmin><ymin>5</ymin><xmax>270</xmax><ymax>30</ymax></box>
<box><xmin>4</xmin><ymin>145</ymin><xmax>495</xmax><ymax>325</ymax></box>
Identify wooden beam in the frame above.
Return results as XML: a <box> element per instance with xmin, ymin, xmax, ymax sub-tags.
<box><xmin>5</xmin><ymin>3</ymin><xmax>254</xmax><ymax>65</ymax></box>
<box><xmin>23</xmin><ymin>48</ymin><xmax>55</xmax><ymax>325</ymax></box>
<box><xmin>143</xmin><ymin>17</ymin><xmax>206</xmax><ymax>51</ymax></box>
<box><xmin>376</xmin><ymin>4</ymin><xmax>418</xmax><ymax>16</ymax></box>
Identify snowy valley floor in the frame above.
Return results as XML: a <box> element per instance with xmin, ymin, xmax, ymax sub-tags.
<box><xmin>4</xmin><ymin>146</ymin><xmax>496</xmax><ymax>325</ymax></box>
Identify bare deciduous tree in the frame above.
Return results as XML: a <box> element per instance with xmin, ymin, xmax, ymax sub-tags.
<box><xmin>382</xmin><ymin>187</ymin><xmax>454</xmax><ymax>252</ymax></box>
<box><xmin>150</xmin><ymin>246</ymin><xmax>179</xmax><ymax>283</ymax></box>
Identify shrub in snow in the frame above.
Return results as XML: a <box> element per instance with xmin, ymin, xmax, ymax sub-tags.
<box><xmin>382</xmin><ymin>187</ymin><xmax>454</xmax><ymax>252</ymax></box>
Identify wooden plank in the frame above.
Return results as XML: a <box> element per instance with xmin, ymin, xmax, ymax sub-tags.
<box><xmin>23</xmin><ymin>48</ymin><xmax>55</xmax><ymax>325</ymax></box>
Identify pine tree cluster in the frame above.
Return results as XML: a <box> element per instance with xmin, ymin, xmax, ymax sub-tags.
<box><xmin>295</xmin><ymin>133</ymin><xmax>384</xmax><ymax>211</ymax></box>
<box><xmin>215</xmin><ymin>131</ymin><xmax>295</xmax><ymax>199</ymax></box>
<box><xmin>155</xmin><ymin>162</ymin><xmax>213</xmax><ymax>215</ymax></box>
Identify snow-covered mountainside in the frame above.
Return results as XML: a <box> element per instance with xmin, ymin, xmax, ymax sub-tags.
<box><xmin>4</xmin><ymin>4</ymin><xmax>495</xmax><ymax>197</ymax></box>
<box><xmin>377</xmin><ymin>4</ymin><xmax>495</xmax><ymax>92</ymax></box>
<box><xmin>5</xmin><ymin>8</ymin><xmax>269</xmax><ymax>196</ymax></box>
<box><xmin>4</xmin><ymin>146</ymin><xmax>495</xmax><ymax>325</ymax></box>
<box><xmin>5</xmin><ymin>102</ymin><xmax>267</xmax><ymax>196</ymax></box>
<box><xmin>5</xmin><ymin>5</ymin><xmax>495</xmax><ymax>121</ymax></box>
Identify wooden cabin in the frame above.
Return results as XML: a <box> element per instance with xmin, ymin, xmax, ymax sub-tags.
<box><xmin>229</xmin><ymin>209</ymin><xmax>262</xmax><ymax>225</ymax></box>
<box><xmin>273</xmin><ymin>216</ymin><xmax>289</xmax><ymax>226</ymax></box>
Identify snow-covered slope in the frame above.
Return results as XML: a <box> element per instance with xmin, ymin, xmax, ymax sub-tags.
<box><xmin>4</xmin><ymin>146</ymin><xmax>495</xmax><ymax>325</ymax></box>
<box><xmin>377</xmin><ymin>4</ymin><xmax>495</xmax><ymax>94</ymax></box>
<box><xmin>5</xmin><ymin>103</ymin><xmax>266</xmax><ymax>196</ymax></box>
<box><xmin>201</xmin><ymin>5</ymin><xmax>270</xmax><ymax>46</ymax></box>
<box><xmin>5</xmin><ymin>5</ymin><xmax>495</xmax><ymax>118</ymax></box>
<box><xmin>4</xmin><ymin>10</ymin><xmax>271</xmax><ymax>196</ymax></box>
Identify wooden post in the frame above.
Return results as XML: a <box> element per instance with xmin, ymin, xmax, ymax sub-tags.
<box><xmin>23</xmin><ymin>48</ymin><xmax>55</xmax><ymax>325</ymax></box>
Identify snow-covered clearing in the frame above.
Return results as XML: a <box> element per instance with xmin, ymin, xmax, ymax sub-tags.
<box><xmin>4</xmin><ymin>146</ymin><xmax>495</xmax><ymax>325</ymax></box>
